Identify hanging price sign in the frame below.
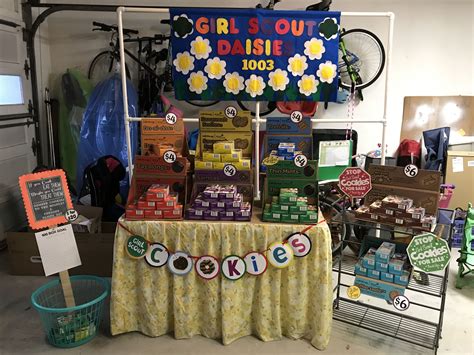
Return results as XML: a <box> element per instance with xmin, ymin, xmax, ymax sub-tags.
<box><xmin>290</xmin><ymin>110</ymin><xmax>303</xmax><ymax>123</ymax></box>
<box><xmin>163</xmin><ymin>150</ymin><xmax>177</xmax><ymax>164</ymax></box>
<box><xmin>393</xmin><ymin>295</ymin><xmax>410</xmax><ymax>311</ymax></box>
<box><xmin>404</xmin><ymin>164</ymin><xmax>419</xmax><ymax>178</ymax></box>
<box><xmin>224</xmin><ymin>105</ymin><xmax>238</xmax><ymax>118</ymax></box>
<box><xmin>294</xmin><ymin>154</ymin><xmax>308</xmax><ymax>168</ymax></box>
<box><xmin>223</xmin><ymin>164</ymin><xmax>237</xmax><ymax>177</ymax></box>
<box><xmin>165</xmin><ymin>113</ymin><xmax>177</xmax><ymax>125</ymax></box>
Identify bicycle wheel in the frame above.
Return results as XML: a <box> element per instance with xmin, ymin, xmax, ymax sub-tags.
<box><xmin>185</xmin><ymin>100</ymin><xmax>220</xmax><ymax>108</ymax></box>
<box><xmin>338</xmin><ymin>28</ymin><xmax>385</xmax><ymax>90</ymax></box>
<box><xmin>237</xmin><ymin>101</ymin><xmax>277</xmax><ymax>117</ymax></box>
<box><xmin>88</xmin><ymin>51</ymin><xmax>131</xmax><ymax>84</ymax></box>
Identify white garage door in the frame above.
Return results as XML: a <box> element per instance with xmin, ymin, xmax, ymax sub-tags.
<box><xmin>0</xmin><ymin>0</ymin><xmax>36</xmax><ymax>243</ymax></box>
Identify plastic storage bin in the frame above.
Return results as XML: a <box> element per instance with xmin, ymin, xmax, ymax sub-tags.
<box><xmin>31</xmin><ymin>275</ymin><xmax>108</xmax><ymax>348</ymax></box>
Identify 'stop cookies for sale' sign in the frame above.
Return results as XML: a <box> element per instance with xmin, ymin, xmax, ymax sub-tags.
<box><xmin>170</xmin><ymin>8</ymin><xmax>340</xmax><ymax>102</ymax></box>
<box><xmin>19</xmin><ymin>169</ymin><xmax>73</xmax><ymax>230</ymax></box>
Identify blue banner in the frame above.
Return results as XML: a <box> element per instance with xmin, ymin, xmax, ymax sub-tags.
<box><xmin>170</xmin><ymin>8</ymin><xmax>340</xmax><ymax>102</ymax></box>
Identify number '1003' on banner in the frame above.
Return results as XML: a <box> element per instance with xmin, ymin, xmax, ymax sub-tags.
<box><xmin>170</xmin><ymin>8</ymin><xmax>340</xmax><ymax>102</ymax></box>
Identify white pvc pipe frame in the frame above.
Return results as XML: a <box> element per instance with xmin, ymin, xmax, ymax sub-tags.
<box><xmin>117</xmin><ymin>7</ymin><xmax>395</xmax><ymax>200</ymax></box>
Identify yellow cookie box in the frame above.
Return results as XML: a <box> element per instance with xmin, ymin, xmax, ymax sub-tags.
<box><xmin>212</xmin><ymin>162</ymin><xmax>226</xmax><ymax>170</ymax></box>
<box><xmin>195</xmin><ymin>161</ymin><xmax>213</xmax><ymax>170</ymax></box>
<box><xmin>202</xmin><ymin>152</ymin><xmax>221</xmax><ymax>162</ymax></box>
<box><xmin>234</xmin><ymin>159</ymin><xmax>251</xmax><ymax>170</ymax></box>
<box><xmin>213</xmin><ymin>141</ymin><xmax>234</xmax><ymax>154</ymax></box>
<box><xmin>221</xmin><ymin>149</ymin><xmax>242</xmax><ymax>162</ymax></box>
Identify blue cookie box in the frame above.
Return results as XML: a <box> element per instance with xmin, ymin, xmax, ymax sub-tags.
<box><xmin>375</xmin><ymin>261</ymin><xmax>389</xmax><ymax>273</ymax></box>
<box><xmin>367</xmin><ymin>269</ymin><xmax>380</xmax><ymax>280</ymax></box>
<box><xmin>394</xmin><ymin>271</ymin><xmax>411</xmax><ymax>286</ymax></box>
<box><xmin>380</xmin><ymin>272</ymin><xmax>394</xmax><ymax>283</ymax></box>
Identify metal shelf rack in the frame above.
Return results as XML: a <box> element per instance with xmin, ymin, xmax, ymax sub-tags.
<box><xmin>332</xmin><ymin>209</ymin><xmax>454</xmax><ymax>354</ymax></box>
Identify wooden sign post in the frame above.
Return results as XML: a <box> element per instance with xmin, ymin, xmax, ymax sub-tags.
<box><xmin>19</xmin><ymin>169</ymin><xmax>79</xmax><ymax>307</ymax></box>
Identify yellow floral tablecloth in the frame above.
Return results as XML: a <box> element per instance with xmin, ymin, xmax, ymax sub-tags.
<box><xmin>110</xmin><ymin>217</ymin><xmax>333</xmax><ymax>350</ymax></box>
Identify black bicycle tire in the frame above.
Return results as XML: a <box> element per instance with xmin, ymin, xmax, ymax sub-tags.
<box><xmin>339</xmin><ymin>28</ymin><xmax>386</xmax><ymax>90</ymax></box>
<box><xmin>88</xmin><ymin>50</ymin><xmax>131</xmax><ymax>81</ymax></box>
<box><xmin>185</xmin><ymin>100</ymin><xmax>220</xmax><ymax>107</ymax></box>
<box><xmin>236</xmin><ymin>101</ymin><xmax>277</xmax><ymax>117</ymax></box>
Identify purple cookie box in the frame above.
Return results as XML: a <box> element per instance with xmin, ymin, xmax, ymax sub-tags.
<box><xmin>219</xmin><ymin>211</ymin><xmax>235</xmax><ymax>221</ymax></box>
<box><xmin>203</xmin><ymin>210</ymin><xmax>220</xmax><ymax>221</ymax></box>
<box><xmin>186</xmin><ymin>209</ymin><xmax>203</xmax><ymax>220</ymax></box>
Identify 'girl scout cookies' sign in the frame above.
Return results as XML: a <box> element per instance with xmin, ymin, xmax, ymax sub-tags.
<box><xmin>170</xmin><ymin>8</ymin><xmax>341</xmax><ymax>102</ymax></box>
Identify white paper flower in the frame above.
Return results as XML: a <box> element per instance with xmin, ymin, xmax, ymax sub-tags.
<box><xmin>187</xmin><ymin>71</ymin><xmax>208</xmax><ymax>94</ymax></box>
<box><xmin>173</xmin><ymin>51</ymin><xmax>194</xmax><ymax>75</ymax></box>
<box><xmin>204</xmin><ymin>57</ymin><xmax>227</xmax><ymax>80</ymax></box>
<box><xmin>245</xmin><ymin>74</ymin><xmax>266</xmax><ymax>98</ymax></box>
<box><xmin>287</xmin><ymin>54</ymin><xmax>308</xmax><ymax>77</ymax></box>
<box><xmin>223</xmin><ymin>72</ymin><xmax>244</xmax><ymax>95</ymax></box>
<box><xmin>298</xmin><ymin>75</ymin><xmax>319</xmax><ymax>96</ymax></box>
<box><xmin>190</xmin><ymin>36</ymin><xmax>212</xmax><ymax>60</ymax></box>
<box><xmin>316</xmin><ymin>60</ymin><xmax>338</xmax><ymax>84</ymax></box>
<box><xmin>304</xmin><ymin>38</ymin><xmax>326</xmax><ymax>60</ymax></box>
<box><xmin>268</xmin><ymin>69</ymin><xmax>289</xmax><ymax>91</ymax></box>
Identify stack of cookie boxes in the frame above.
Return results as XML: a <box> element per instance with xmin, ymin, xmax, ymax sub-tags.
<box><xmin>354</xmin><ymin>242</ymin><xmax>411</xmax><ymax>300</ymax></box>
<box><xmin>126</xmin><ymin>184</ymin><xmax>183</xmax><ymax>220</ymax></box>
<box><xmin>263</xmin><ymin>188</ymin><xmax>318</xmax><ymax>224</ymax></box>
<box><xmin>195</xmin><ymin>141</ymin><xmax>251</xmax><ymax>171</ymax></box>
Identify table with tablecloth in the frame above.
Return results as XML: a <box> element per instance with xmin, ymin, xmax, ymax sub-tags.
<box><xmin>110</xmin><ymin>215</ymin><xmax>333</xmax><ymax>350</ymax></box>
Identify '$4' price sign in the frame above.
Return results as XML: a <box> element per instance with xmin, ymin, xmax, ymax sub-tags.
<box><xmin>294</xmin><ymin>154</ymin><xmax>308</xmax><ymax>168</ymax></box>
<box><xmin>223</xmin><ymin>164</ymin><xmax>236</xmax><ymax>177</ymax></box>
<box><xmin>164</xmin><ymin>151</ymin><xmax>177</xmax><ymax>164</ymax></box>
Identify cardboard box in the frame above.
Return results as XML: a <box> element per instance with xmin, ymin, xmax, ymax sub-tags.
<box><xmin>132</xmin><ymin>175</ymin><xmax>190</xmax><ymax>206</ymax></box>
<box><xmin>266</xmin><ymin>116</ymin><xmax>312</xmax><ymax>135</ymax></box>
<box><xmin>380</xmin><ymin>272</ymin><xmax>394</xmax><ymax>283</ymax></box>
<box><xmin>71</xmin><ymin>205</ymin><xmax>103</xmax><ymax>234</ymax></box>
<box><xmin>200</xmin><ymin>110</ymin><xmax>251</xmax><ymax>131</ymax></box>
<box><xmin>355</xmin><ymin>262</ymin><xmax>368</xmax><ymax>276</ymax></box>
<box><xmin>367</xmin><ymin>269</ymin><xmax>381</xmax><ymax>280</ymax></box>
<box><xmin>200</xmin><ymin>131</ymin><xmax>253</xmax><ymax>158</ymax></box>
<box><xmin>368</xmin><ymin>165</ymin><xmax>441</xmax><ymax>191</ymax></box>
<box><xmin>194</xmin><ymin>169</ymin><xmax>253</xmax><ymax>184</ymax></box>
<box><xmin>265</xmin><ymin>179</ymin><xmax>318</xmax><ymax>205</ymax></box>
<box><xmin>134</xmin><ymin>155</ymin><xmax>190</xmax><ymax>177</ymax></box>
<box><xmin>265</xmin><ymin>135</ymin><xmax>313</xmax><ymax>157</ymax></box>
<box><xmin>375</xmin><ymin>261</ymin><xmax>389</xmax><ymax>273</ymax></box>
<box><xmin>354</xmin><ymin>275</ymin><xmax>406</xmax><ymax>301</ymax></box>
<box><xmin>141</xmin><ymin>117</ymin><xmax>185</xmax><ymax>135</ymax></box>
<box><xmin>265</xmin><ymin>160</ymin><xmax>318</xmax><ymax>179</ymax></box>
<box><xmin>6</xmin><ymin>223</ymin><xmax>116</xmax><ymax>276</ymax></box>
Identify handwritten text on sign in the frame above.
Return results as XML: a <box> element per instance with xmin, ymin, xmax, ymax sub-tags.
<box><xmin>170</xmin><ymin>8</ymin><xmax>340</xmax><ymax>102</ymax></box>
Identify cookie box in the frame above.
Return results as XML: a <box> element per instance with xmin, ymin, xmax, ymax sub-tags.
<box><xmin>381</xmin><ymin>195</ymin><xmax>414</xmax><ymax>211</ymax></box>
<box><xmin>186</xmin><ymin>208</ymin><xmax>204</xmax><ymax>220</ymax></box>
<box><xmin>219</xmin><ymin>210</ymin><xmax>235</xmax><ymax>221</ymax></box>
<box><xmin>375</xmin><ymin>242</ymin><xmax>396</xmax><ymax>263</ymax></box>
<box><xmin>299</xmin><ymin>212</ymin><xmax>318</xmax><ymax>224</ymax></box>
<box><xmin>195</xmin><ymin>161</ymin><xmax>214</xmax><ymax>170</ymax></box>
<box><xmin>388</xmin><ymin>258</ymin><xmax>406</xmax><ymax>276</ymax></box>
<box><xmin>354</xmin><ymin>262</ymin><xmax>367</xmax><ymax>276</ymax></box>
<box><xmin>126</xmin><ymin>207</ymin><xmax>145</xmax><ymax>220</ymax></box>
<box><xmin>137</xmin><ymin>199</ymin><xmax>157</xmax><ymax>210</ymax></box>
<box><xmin>355</xmin><ymin>275</ymin><xmax>406</xmax><ymax>302</ymax></box>
<box><xmin>221</xmin><ymin>150</ymin><xmax>242</xmax><ymax>162</ymax></box>
<box><xmin>203</xmin><ymin>210</ymin><xmax>220</xmax><ymax>221</ymax></box>
<box><xmin>263</xmin><ymin>211</ymin><xmax>282</xmax><ymax>222</ymax></box>
<box><xmin>202</xmin><ymin>152</ymin><xmax>221</xmax><ymax>162</ymax></box>
<box><xmin>213</xmin><ymin>141</ymin><xmax>234</xmax><ymax>154</ymax></box>
<box><xmin>367</xmin><ymin>269</ymin><xmax>381</xmax><ymax>280</ymax></box>
<box><xmin>281</xmin><ymin>214</ymin><xmax>300</xmax><ymax>224</ymax></box>
<box><xmin>375</xmin><ymin>261</ymin><xmax>389</xmax><ymax>273</ymax></box>
<box><xmin>380</xmin><ymin>272</ymin><xmax>394</xmax><ymax>283</ymax></box>
<box><xmin>394</xmin><ymin>270</ymin><xmax>411</xmax><ymax>286</ymax></box>
<box><xmin>144</xmin><ymin>210</ymin><xmax>163</xmax><ymax>220</ymax></box>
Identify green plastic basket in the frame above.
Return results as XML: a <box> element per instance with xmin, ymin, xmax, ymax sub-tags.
<box><xmin>31</xmin><ymin>275</ymin><xmax>109</xmax><ymax>348</ymax></box>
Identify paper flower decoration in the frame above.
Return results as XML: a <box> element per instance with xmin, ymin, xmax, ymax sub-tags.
<box><xmin>173</xmin><ymin>51</ymin><xmax>195</xmax><ymax>75</ymax></box>
<box><xmin>204</xmin><ymin>57</ymin><xmax>227</xmax><ymax>80</ymax></box>
<box><xmin>190</xmin><ymin>36</ymin><xmax>212</xmax><ymax>60</ymax></box>
<box><xmin>316</xmin><ymin>61</ymin><xmax>337</xmax><ymax>84</ymax></box>
<box><xmin>304</xmin><ymin>38</ymin><xmax>326</xmax><ymax>60</ymax></box>
<box><xmin>223</xmin><ymin>72</ymin><xmax>245</xmax><ymax>95</ymax></box>
<box><xmin>287</xmin><ymin>54</ymin><xmax>308</xmax><ymax>77</ymax></box>
<box><xmin>298</xmin><ymin>74</ymin><xmax>319</xmax><ymax>96</ymax></box>
<box><xmin>172</xmin><ymin>14</ymin><xmax>193</xmax><ymax>39</ymax></box>
<box><xmin>187</xmin><ymin>71</ymin><xmax>208</xmax><ymax>94</ymax></box>
<box><xmin>245</xmin><ymin>74</ymin><xmax>266</xmax><ymax>98</ymax></box>
<box><xmin>268</xmin><ymin>69</ymin><xmax>289</xmax><ymax>91</ymax></box>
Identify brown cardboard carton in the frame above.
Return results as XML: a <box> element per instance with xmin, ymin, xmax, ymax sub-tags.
<box><xmin>367</xmin><ymin>165</ymin><xmax>441</xmax><ymax>192</ymax></box>
<box><xmin>200</xmin><ymin>110</ymin><xmax>251</xmax><ymax>131</ymax></box>
<box><xmin>141</xmin><ymin>118</ymin><xmax>184</xmax><ymax>135</ymax></box>
<box><xmin>71</xmin><ymin>205</ymin><xmax>102</xmax><ymax>234</ymax></box>
<box><xmin>6</xmin><ymin>222</ymin><xmax>116</xmax><ymax>276</ymax></box>
<box><xmin>141</xmin><ymin>118</ymin><xmax>186</xmax><ymax>156</ymax></box>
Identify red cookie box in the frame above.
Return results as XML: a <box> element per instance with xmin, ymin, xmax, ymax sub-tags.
<box><xmin>381</xmin><ymin>195</ymin><xmax>413</xmax><ymax>212</ymax></box>
<box><xmin>155</xmin><ymin>193</ymin><xmax>178</xmax><ymax>210</ymax></box>
<box><xmin>144</xmin><ymin>209</ymin><xmax>163</xmax><ymax>220</ymax></box>
<box><xmin>126</xmin><ymin>204</ymin><xmax>145</xmax><ymax>220</ymax></box>
<box><xmin>137</xmin><ymin>198</ymin><xmax>157</xmax><ymax>210</ymax></box>
<box><xmin>163</xmin><ymin>204</ymin><xmax>183</xmax><ymax>219</ymax></box>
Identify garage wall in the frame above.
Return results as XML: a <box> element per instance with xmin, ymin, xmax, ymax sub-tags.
<box><xmin>38</xmin><ymin>0</ymin><xmax>473</xmax><ymax>155</ymax></box>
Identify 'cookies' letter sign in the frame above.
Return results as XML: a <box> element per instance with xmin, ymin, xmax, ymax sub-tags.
<box><xmin>19</xmin><ymin>169</ymin><xmax>73</xmax><ymax>230</ymax></box>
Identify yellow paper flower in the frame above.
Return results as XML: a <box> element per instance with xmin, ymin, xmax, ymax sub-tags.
<box><xmin>204</xmin><ymin>57</ymin><xmax>227</xmax><ymax>80</ymax></box>
<box><xmin>268</xmin><ymin>69</ymin><xmax>289</xmax><ymax>91</ymax></box>
<box><xmin>223</xmin><ymin>72</ymin><xmax>244</xmax><ymax>95</ymax></box>
<box><xmin>304</xmin><ymin>38</ymin><xmax>326</xmax><ymax>60</ymax></box>
<box><xmin>287</xmin><ymin>54</ymin><xmax>308</xmax><ymax>77</ymax></box>
<box><xmin>190</xmin><ymin>36</ymin><xmax>212</xmax><ymax>60</ymax></box>
<box><xmin>187</xmin><ymin>71</ymin><xmax>208</xmax><ymax>94</ymax></box>
<box><xmin>298</xmin><ymin>74</ymin><xmax>319</xmax><ymax>96</ymax></box>
<box><xmin>317</xmin><ymin>61</ymin><xmax>337</xmax><ymax>84</ymax></box>
<box><xmin>173</xmin><ymin>51</ymin><xmax>194</xmax><ymax>75</ymax></box>
<box><xmin>245</xmin><ymin>74</ymin><xmax>265</xmax><ymax>98</ymax></box>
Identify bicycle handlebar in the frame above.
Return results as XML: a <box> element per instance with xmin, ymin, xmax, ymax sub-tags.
<box><xmin>92</xmin><ymin>21</ymin><xmax>139</xmax><ymax>35</ymax></box>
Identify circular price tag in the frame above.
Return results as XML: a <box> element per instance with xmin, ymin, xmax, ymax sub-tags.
<box><xmin>163</xmin><ymin>150</ymin><xmax>177</xmax><ymax>164</ymax></box>
<box><xmin>393</xmin><ymin>295</ymin><xmax>410</xmax><ymax>311</ymax></box>
<box><xmin>165</xmin><ymin>112</ymin><xmax>177</xmax><ymax>125</ymax></box>
<box><xmin>286</xmin><ymin>233</ymin><xmax>312</xmax><ymax>257</ymax></box>
<box><xmin>224</xmin><ymin>105</ymin><xmax>238</xmax><ymax>118</ymax></box>
<box><xmin>294</xmin><ymin>154</ymin><xmax>308</xmax><ymax>168</ymax></box>
<box><xmin>221</xmin><ymin>255</ymin><xmax>246</xmax><ymax>281</ymax></box>
<box><xmin>195</xmin><ymin>255</ymin><xmax>220</xmax><ymax>280</ymax></box>
<box><xmin>347</xmin><ymin>285</ymin><xmax>361</xmax><ymax>299</ymax></box>
<box><xmin>65</xmin><ymin>209</ymin><xmax>79</xmax><ymax>222</ymax></box>
<box><xmin>145</xmin><ymin>243</ymin><xmax>169</xmax><ymax>268</ymax></box>
<box><xmin>168</xmin><ymin>251</ymin><xmax>193</xmax><ymax>276</ymax></box>
<box><xmin>290</xmin><ymin>110</ymin><xmax>303</xmax><ymax>123</ymax></box>
<box><xmin>404</xmin><ymin>164</ymin><xmax>419</xmax><ymax>178</ymax></box>
<box><xmin>244</xmin><ymin>252</ymin><xmax>268</xmax><ymax>276</ymax></box>
<box><xmin>223</xmin><ymin>164</ymin><xmax>237</xmax><ymax>177</ymax></box>
<box><xmin>126</xmin><ymin>235</ymin><xmax>148</xmax><ymax>259</ymax></box>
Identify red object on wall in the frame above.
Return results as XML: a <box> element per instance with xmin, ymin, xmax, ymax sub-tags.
<box><xmin>338</xmin><ymin>167</ymin><xmax>372</xmax><ymax>199</ymax></box>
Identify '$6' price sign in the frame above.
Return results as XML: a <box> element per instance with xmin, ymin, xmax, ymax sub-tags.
<box><xmin>223</xmin><ymin>164</ymin><xmax>236</xmax><ymax>177</ymax></box>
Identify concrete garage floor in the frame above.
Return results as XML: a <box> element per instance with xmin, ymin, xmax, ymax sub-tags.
<box><xmin>0</xmin><ymin>249</ymin><xmax>472</xmax><ymax>355</ymax></box>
